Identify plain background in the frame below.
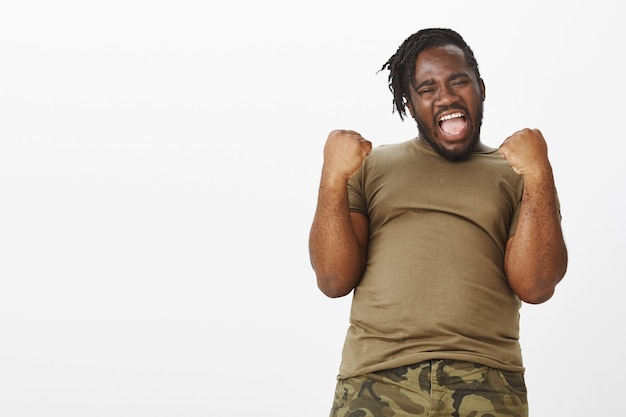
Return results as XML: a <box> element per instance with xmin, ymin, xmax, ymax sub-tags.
<box><xmin>1</xmin><ymin>1</ymin><xmax>624</xmax><ymax>416</ymax></box>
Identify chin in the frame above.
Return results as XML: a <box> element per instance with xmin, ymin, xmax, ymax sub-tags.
<box><xmin>433</xmin><ymin>138</ymin><xmax>477</xmax><ymax>162</ymax></box>
<box><xmin>442</xmin><ymin>148</ymin><xmax>474</xmax><ymax>163</ymax></box>
<box><xmin>416</xmin><ymin>120</ymin><xmax>480</xmax><ymax>162</ymax></box>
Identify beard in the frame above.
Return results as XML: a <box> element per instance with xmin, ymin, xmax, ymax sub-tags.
<box><xmin>414</xmin><ymin>103</ymin><xmax>484</xmax><ymax>163</ymax></box>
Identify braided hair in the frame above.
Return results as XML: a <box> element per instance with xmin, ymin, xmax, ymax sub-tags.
<box><xmin>380</xmin><ymin>28</ymin><xmax>481</xmax><ymax>120</ymax></box>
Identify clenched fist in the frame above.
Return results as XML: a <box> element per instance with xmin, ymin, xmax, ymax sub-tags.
<box><xmin>499</xmin><ymin>128</ymin><xmax>552</xmax><ymax>179</ymax></box>
<box><xmin>323</xmin><ymin>129</ymin><xmax>373</xmax><ymax>180</ymax></box>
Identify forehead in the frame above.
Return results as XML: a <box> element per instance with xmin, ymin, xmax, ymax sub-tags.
<box><xmin>414</xmin><ymin>44</ymin><xmax>471</xmax><ymax>80</ymax></box>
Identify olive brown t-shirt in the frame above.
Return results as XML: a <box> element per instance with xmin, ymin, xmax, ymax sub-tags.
<box><xmin>339</xmin><ymin>138</ymin><xmax>525</xmax><ymax>379</ymax></box>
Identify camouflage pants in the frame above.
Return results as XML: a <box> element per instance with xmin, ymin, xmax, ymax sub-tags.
<box><xmin>330</xmin><ymin>360</ymin><xmax>528</xmax><ymax>417</ymax></box>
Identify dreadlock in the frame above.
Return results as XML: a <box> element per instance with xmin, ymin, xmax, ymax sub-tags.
<box><xmin>380</xmin><ymin>28</ymin><xmax>481</xmax><ymax>120</ymax></box>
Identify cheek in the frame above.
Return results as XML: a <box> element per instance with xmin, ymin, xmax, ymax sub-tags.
<box><xmin>408</xmin><ymin>99</ymin><xmax>429</xmax><ymax>120</ymax></box>
<box><xmin>407</xmin><ymin>92</ymin><xmax>423</xmax><ymax>117</ymax></box>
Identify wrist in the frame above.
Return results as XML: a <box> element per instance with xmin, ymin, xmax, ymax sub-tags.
<box><xmin>321</xmin><ymin>166</ymin><xmax>352</xmax><ymax>187</ymax></box>
<box><xmin>521</xmin><ymin>162</ymin><xmax>553</xmax><ymax>183</ymax></box>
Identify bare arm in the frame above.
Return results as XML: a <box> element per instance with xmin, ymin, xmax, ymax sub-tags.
<box><xmin>500</xmin><ymin>128</ymin><xmax>568</xmax><ymax>304</ymax></box>
<box><xmin>309</xmin><ymin>130</ymin><xmax>372</xmax><ymax>298</ymax></box>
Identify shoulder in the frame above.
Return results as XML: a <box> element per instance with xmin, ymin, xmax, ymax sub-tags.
<box><xmin>359</xmin><ymin>139</ymin><xmax>425</xmax><ymax>176</ymax></box>
<box><xmin>367</xmin><ymin>138</ymin><xmax>422</xmax><ymax>161</ymax></box>
<box><xmin>469</xmin><ymin>150</ymin><xmax>524</xmax><ymax>194</ymax></box>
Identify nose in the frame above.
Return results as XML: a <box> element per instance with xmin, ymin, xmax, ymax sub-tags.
<box><xmin>435</xmin><ymin>84</ymin><xmax>457</xmax><ymax>105</ymax></box>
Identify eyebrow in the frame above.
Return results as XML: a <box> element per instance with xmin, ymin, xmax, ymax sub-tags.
<box><xmin>414</xmin><ymin>72</ymin><xmax>471</xmax><ymax>91</ymax></box>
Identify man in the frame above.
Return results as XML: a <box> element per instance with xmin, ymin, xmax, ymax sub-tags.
<box><xmin>309</xmin><ymin>28</ymin><xmax>568</xmax><ymax>417</ymax></box>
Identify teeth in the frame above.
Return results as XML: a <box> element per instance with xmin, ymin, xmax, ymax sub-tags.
<box><xmin>439</xmin><ymin>112</ymin><xmax>464</xmax><ymax>122</ymax></box>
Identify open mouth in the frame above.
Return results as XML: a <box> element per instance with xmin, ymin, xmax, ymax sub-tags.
<box><xmin>438</xmin><ymin>112</ymin><xmax>466</xmax><ymax>136</ymax></box>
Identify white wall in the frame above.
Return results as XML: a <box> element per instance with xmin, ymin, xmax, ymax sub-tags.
<box><xmin>1</xmin><ymin>1</ymin><xmax>623</xmax><ymax>415</ymax></box>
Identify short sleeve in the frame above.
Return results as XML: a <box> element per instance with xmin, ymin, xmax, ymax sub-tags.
<box><xmin>347</xmin><ymin>166</ymin><xmax>368</xmax><ymax>216</ymax></box>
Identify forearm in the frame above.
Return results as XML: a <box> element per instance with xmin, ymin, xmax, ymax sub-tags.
<box><xmin>309</xmin><ymin>172</ymin><xmax>365</xmax><ymax>298</ymax></box>
<box><xmin>505</xmin><ymin>166</ymin><xmax>568</xmax><ymax>303</ymax></box>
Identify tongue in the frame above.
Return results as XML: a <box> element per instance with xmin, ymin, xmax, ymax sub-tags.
<box><xmin>441</xmin><ymin>118</ymin><xmax>465</xmax><ymax>135</ymax></box>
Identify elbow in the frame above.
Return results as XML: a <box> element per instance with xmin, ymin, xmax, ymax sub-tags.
<box><xmin>315</xmin><ymin>271</ymin><xmax>359</xmax><ymax>298</ymax></box>
<box><xmin>311</xmin><ymin>257</ymin><xmax>364</xmax><ymax>298</ymax></box>
<box><xmin>510</xmin><ymin>269</ymin><xmax>566</xmax><ymax>305</ymax></box>
<box><xmin>317</xmin><ymin>276</ymin><xmax>355</xmax><ymax>298</ymax></box>
<box><xmin>518</xmin><ymin>286</ymin><xmax>555</xmax><ymax>305</ymax></box>
<box><xmin>507</xmin><ymin>252</ymin><xmax>568</xmax><ymax>305</ymax></box>
<box><xmin>319</xmin><ymin>286</ymin><xmax>353</xmax><ymax>299</ymax></box>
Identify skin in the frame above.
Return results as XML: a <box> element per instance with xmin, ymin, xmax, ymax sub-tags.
<box><xmin>500</xmin><ymin>127</ymin><xmax>568</xmax><ymax>303</ymax></box>
<box><xmin>309</xmin><ymin>129</ymin><xmax>372</xmax><ymax>298</ymax></box>
<box><xmin>309</xmin><ymin>45</ymin><xmax>567</xmax><ymax>303</ymax></box>
<box><xmin>408</xmin><ymin>45</ymin><xmax>490</xmax><ymax>161</ymax></box>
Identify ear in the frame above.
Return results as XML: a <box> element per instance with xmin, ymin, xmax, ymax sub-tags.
<box><xmin>479</xmin><ymin>78</ymin><xmax>486</xmax><ymax>101</ymax></box>
<box><xmin>406</xmin><ymin>99</ymin><xmax>416</xmax><ymax>118</ymax></box>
